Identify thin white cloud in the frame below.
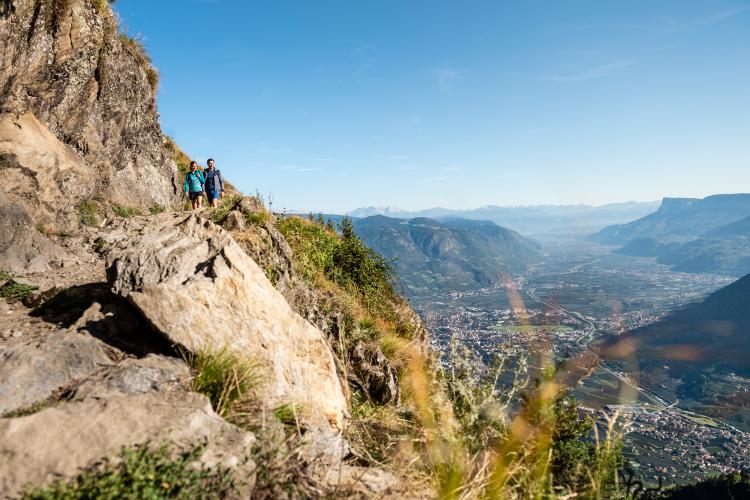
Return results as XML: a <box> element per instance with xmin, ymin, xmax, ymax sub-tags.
<box><xmin>293</xmin><ymin>166</ymin><xmax>324</xmax><ymax>173</ymax></box>
<box><xmin>435</xmin><ymin>68</ymin><xmax>462</xmax><ymax>94</ymax></box>
<box><xmin>386</xmin><ymin>154</ymin><xmax>408</xmax><ymax>161</ymax></box>
<box><xmin>542</xmin><ymin>60</ymin><xmax>635</xmax><ymax>82</ymax></box>
<box><xmin>441</xmin><ymin>165</ymin><xmax>465</xmax><ymax>173</ymax></box>
<box><xmin>695</xmin><ymin>6</ymin><xmax>747</xmax><ymax>25</ymax></box>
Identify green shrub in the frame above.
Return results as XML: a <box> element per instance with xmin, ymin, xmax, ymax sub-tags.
<box><xmin>245</xmin><ymin>211</ymin><xmax>269</xmax><ymax>226</ymax></box>
<box><xmin>23</xmin><ymin>442</ymin><xmax>236</xmax><ymax>499</ymax></box>
<box><xmin>182</xmin><ymin>349</ymin><xmax>257</xmax><ymax>417</ymax></box>
<box><xmin>149</xmin><ymin>205</ymin><xmax>166</xmax><ymax>215</ymax></box>
<box><xmin>278</xmin><ymin>216</ymin><xmax>397</xmax><ymax>317</ymax></box>
<box><xmin>655</xmin><ymin>471</ymin><xmax>750</xmax><ymax>499</ymax></box>
<box><xmin>77</xmin><ymin>201</ymin><xmax>100</xmax><ymax>227</ymax></box>
<box><xmin>113</xmin><ymin>205</ymin><xmax>142</xmax><ymax>218</ymax></box>
<box><xmin>1</xmin><ymin>280</ymin><xmax>38</xmax><ymax>304</ymax></box>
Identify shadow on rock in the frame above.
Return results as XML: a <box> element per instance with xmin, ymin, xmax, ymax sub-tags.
<box><xmin>31</xmin><ymin>283</ymin><xmax>175</xmax><ymax>358</ymax></box>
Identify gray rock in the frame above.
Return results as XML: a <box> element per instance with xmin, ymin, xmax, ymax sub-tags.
<box><xmin>0</xmin><ymin>331</ymin><xmax>112</xmax><ymax>415</ymax></box>
<box><xmin>0</xmin><ymin>391</ymin><xmax>255</xmax><ymax>498</ymax></box>
<box><xmin>223</xmin><ymin>210</ymin><xmax>246</xmax><ymax>231</ymax></box>
<box><xmin>0</xmin><ymin>192</ymin><xmax>77</xmax><ymax>274</ymax></box>
<box><xmin>349</xmin><ymin>341</ymin><xmax>400</xmax><ymax>405</ymax></box>
<box><xmin>105</xmin><ymin>213</ymin><xmax>347</xmax><ymax>431</ymax></box>
<box><xmin>68</xmin><ymin>354</ymin><xmax>189</xmax><ymax>401</ymax></box>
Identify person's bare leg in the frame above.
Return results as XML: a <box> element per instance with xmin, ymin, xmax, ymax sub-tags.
<box><xmin>198</xmin><ymin>196</ymin><xmax>204</xmax><ymax>209</ymax></box>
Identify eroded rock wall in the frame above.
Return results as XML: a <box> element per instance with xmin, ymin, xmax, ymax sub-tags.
<box><xmin>0</xmin><ymin>0</ymin><xmax>179</xmax><ymax>232</ymax></box>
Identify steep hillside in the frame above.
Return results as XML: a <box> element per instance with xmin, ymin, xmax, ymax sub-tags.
<box><xmin>0</xmin><ymin>0</ymin><xmax>179</xmax><ymax>272</ymax></box>
<box><xmin>603</xmin><ymin>273</ymin><xmax>750</xmax><ymax>375</ymax></box>
<box><xmin>589</xmin><ymin>194</ymin><xmax>750</xmax><ymax>249</ymax></box>
<box><xmin>654</xmin><ymin>214</ymin><xmax>750</xmax><ymax>276</ymax></box>
<box><xmin>352</xmin><ymin>215</ymin><xmax>541</xmax><ymax>296</ymax></box>
<box><xmin>657</xmin><ymin>236</ymin><xmax>750</xmax><ymax>276</ymax></box>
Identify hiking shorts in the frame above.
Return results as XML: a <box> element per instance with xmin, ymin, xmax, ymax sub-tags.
<box><xmin>206</xmin><ymin>190</ymin><xmax>221</xmax><ymax>203</ymax></box>
<box><xmin>188</xmin><ymin>191</ymin><xmax>204</xmax><ymax>201</ymax></box>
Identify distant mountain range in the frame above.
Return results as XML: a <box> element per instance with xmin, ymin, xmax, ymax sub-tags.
<box><xmin>348</xmin><ymin>215</ymin><xmax>542</xmax><ymax>297</ymax></box>
<box><xmin>589</xmin><ymin>194</ymin><xmax>750</xmax><ymax>276</ymax></box>
<box><xmin>348</xmin><ymin>201</ymin><xmax>660</xmax><ymax>236</ymax></box>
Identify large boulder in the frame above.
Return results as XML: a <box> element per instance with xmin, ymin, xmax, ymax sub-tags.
<box><xmin>105</xmin><ymin>213</ymin><xmax>347</xmax><ymax>431</ymax></box>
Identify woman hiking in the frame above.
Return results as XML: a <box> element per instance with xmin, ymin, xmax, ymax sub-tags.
<box><xmin>183</xmin><ymin>161</ymin><xmax>206</xmax><ymax>209</ymax></box>
<box><xmin>204</xmin><ymin>158</ymin><xmax>225</xmax><ymax>208</ymax></box>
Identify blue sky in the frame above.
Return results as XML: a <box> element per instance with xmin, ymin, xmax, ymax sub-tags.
<box><xmin>116</xmin><ymin>1</ymin><xmax>750</xmax><ymax>213</ymax></box>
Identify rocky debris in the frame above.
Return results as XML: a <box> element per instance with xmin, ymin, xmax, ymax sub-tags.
<box><xmin>0</xmin><ymin>390</ymin><xmax>256</xmax><ymax>498</ymax></box>
<box><xmin>0</xmin><ymin>0</ymin><xmax>179</xmax><ymax>230</ymax></box>
<box><xmin>66</xmin><ymin>354</ymin><xmax>189</xmax><ymax>402</ymax></box>
<box><xmin>105</xmin><ymin>213</ymin><xmax>347</xmax><ymax>432</ymax></box>
<box><xmin>0</xmin><ymin>191</ymin><xmax>77</xmax><ymax>273</ymax></box>
<box><xmin>349</xmin><ymin>341</ymin><xmax>400</xmax><ymax>405</ymax></box>
<box><xmin>0</xmin><ymin>330</ymin><xmax>112</xmax><ymax>415</ymax></box>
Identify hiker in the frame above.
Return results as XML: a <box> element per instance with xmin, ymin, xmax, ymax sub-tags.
<box><xmin>183</xmin><ymin>161</ymin><xmax>205</xmax><ymax>209</ymax></box>
<box><xmin>204</xmin><ymin>158</ymin><xmax>224</xmax><ymax>208</ymax></box>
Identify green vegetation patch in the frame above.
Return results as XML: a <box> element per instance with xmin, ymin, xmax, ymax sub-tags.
<box><xmin>208</xmin><ymin>194</ymin><xmax>242</xmax><ymax>223</ymax></box>
<box><xmin>1</xmin><ymin>280</ymin><xmax>37</xmax><ymax>304</ymax></box>
<box><xmin>273</xmin><ymin>404</ymin><xmax>302</xmax><ymax>429</ymax></box>
<box><xmin>278</xmin><ymin>216</ymin><xmax>397</xmax><ymax>312</ymax></box>
<box><xmin>77</xmin><ymin>201</ymin><xmax>100</xmax><ymax>227</ymax></box>
<box><xmin>182</xmin><ymin>349</ymin><xmax>258</xmax><ymax>418</ymax></box>
<box><xmin>112</xmin><ymin>205</ymin><xmax>142</xmax><ymax>218</ymax></box>
<box><xmin>23</xmin><ymin>442</ymin><xmax>236</xmax><ymax>499</ymax></box>
<box><xmin>149</xmin><ymin>205</ymin><xmax>166</xmax><ymax>215</ymax></box>
<box><xmin>245</xmin><ymin>211</ymin><xmax>269</xmax><ymax>226</ymax></box>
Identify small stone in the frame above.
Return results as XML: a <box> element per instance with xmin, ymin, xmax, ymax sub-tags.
<box><xmin>11</xmin><ymin>331</ymin><xmax>23</xmax><ymax>338</ymax></box>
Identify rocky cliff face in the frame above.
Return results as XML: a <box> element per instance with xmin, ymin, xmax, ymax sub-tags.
<box><xmin>0</xmin><ymin>0</ymin><xmax>179</xmax><ymax>234</ymax></box>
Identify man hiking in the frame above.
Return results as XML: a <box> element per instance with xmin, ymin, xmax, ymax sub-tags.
<box><xmin>183</xmin><ymin>161</ymin><xmax>205</xmax><ymax>209</ymax></box>
<box><xmin>204</xmin><ymin>158</ymin><xmax>224</xmax><ymax>208</ymax></box>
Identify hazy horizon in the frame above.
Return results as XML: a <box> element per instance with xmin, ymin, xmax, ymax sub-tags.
<box><xmin>116</xmin><ymin>1</ymin><xmax>749</xmax><ymax>213</ymax></box>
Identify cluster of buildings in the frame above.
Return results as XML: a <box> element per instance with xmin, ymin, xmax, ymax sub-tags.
<box><xmin>590</xmin><ymin>406</ymin><xmax>750</xmax><ymax>483</ymax></box>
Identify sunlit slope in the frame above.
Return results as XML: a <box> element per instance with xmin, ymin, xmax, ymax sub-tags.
<box><xmin>604</xmin><ymin>273</ymin><xmax>750</xmax><ymax>374</ymax></box>
<box><xmin>590</xmin><ymin>194</ymin><xmax>750</xmax><ymax>248</ymax></box>
<box><xmin>352</xmin><ymin>215</ymin><xmax>542</xmax><ymax>296</ymax></box>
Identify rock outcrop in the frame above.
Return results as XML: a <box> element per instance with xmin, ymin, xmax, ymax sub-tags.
<box><xmin>0</xmin><ymin>191</ymin><xmax>77</xmax><ymax>273</ymax></box>
<box><xmin>105</xmin><ymin>213</ymin><xmax>348</xmax><ymax>431</ymax></box>
<box><xmin>0</xmin><ymin>0</ymin><xmax>179</xmax><ymax>235</ymax></box>
<box><xmin>0</xmin><ymin>389</ymin><xmax>255</xmax><ymax>498</ymax></box>
<box><xmin>0</xmin><ymin>329</ymin><xmax>112</xmax><ymax>415</ymax></box>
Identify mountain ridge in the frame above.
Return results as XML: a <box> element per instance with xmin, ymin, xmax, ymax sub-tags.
<box><xmin>351</xmin><ymin>214</ymin><xmax>541</xmax><ymax>297</ymax></box>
